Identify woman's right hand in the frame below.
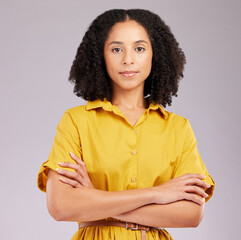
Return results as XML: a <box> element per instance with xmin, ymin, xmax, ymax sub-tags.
<box><xmin>152</xmin><ymin>173</ymin><xmax>210</xmax><ymax>205</ymax></box>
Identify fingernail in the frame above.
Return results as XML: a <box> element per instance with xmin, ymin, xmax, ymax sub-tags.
<box><xmin>70</xmin><ymin>152</ymin><xmax>74</xmax><ymax>156</ymax></box>
<box><xmin>58</xmin><ymin>162</ymin><xmax>64</xmax><ymax>166</ymax></box>
<box><xmin>56</xmin><ymin>168</ymin><xmax>62</xmax><ymax>173</ymax></box>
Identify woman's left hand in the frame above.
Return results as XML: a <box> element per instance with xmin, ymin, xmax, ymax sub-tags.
<box><xmin>56</xmin><ymin>152</ymin><xmax>94</xmax><ymax>189</ymax></box>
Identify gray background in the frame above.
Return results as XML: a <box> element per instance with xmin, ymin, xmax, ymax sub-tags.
<box><xmin>1</xmin><ymin>0</ymin><xmax>240</xmax><ymax>239</ymax></box>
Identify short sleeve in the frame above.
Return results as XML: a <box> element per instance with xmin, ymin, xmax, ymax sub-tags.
<box><xmin>37</xmin><ymin>111</ymin><xmax>82</xmax><ymax>192</ymax></box>
<box><xmin>173</xmin><ymin>119</ymin><xmax>215</xmax><ymax>202</ymax></box>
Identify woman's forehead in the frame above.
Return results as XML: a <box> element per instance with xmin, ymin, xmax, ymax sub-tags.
<box><xmin>105</xmin><ymin>20</ymin><xmax>150</xmax><ymax>44</ymax></box>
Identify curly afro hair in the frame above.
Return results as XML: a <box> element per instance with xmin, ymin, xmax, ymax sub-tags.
<box><xmin>69</xmin><ymin>9</ymin><xmax>186</xmax><ymax>107</ymax></box>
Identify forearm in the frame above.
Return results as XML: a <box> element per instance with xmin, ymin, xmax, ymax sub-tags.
<box><xmin>114</xmin><ymin>200</ymin><xmax>205</xmax><ymax>228</ymax></box>
<box><xmin>46</xmin><ymin>170</ymin><xmax>154</xmax><ymax>222</ymax></box>
<box><xmin>47</xmin><ymin>166</ymin><xmax>208</xmax><ymax>224</ymax></box>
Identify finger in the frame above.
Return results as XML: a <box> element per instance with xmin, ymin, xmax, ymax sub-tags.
<box><xmin>81</xmin><ymin>178</ymin><xmax>94</xmax><ymax>188</ymax></box>
<box><xmin>184</xmin><ymin>193</ymin><xmax>205</xmax><ymax>205</ymax></box>
<box><xmin>180</xmin><ymin>173</ymin><xmax>206</xmax><ymax>180</ymax></box>
<box><xmin>65</xmin><ymin>153</ymin><xmax>94</xmax><ymax>189</ymax></box>
<box><xmin>69</xmin><ymin>153</ymin><xmax>90</xmax><ymax>177</ymax></box>
<box><xmin>185</xmin><ymin>178</ymin><xmax>211</xmax><ymax>189</ymax></box>
<box><xmin>70</xmin><ymin>152</ymin><xmax>85</xmax><ymax>166</ymax></box>
<box><xmin>58</xmin><ymin>161</ymin><xmax>78</xmax><ymax>170</ymax></box>
<box><xmin>76</xmin><ymin>166</ymin><xmax>94</xmax><ymax>188</ymax></box>
<box><xmin>58</xmin><ymin>162</ymin><xmax>85</xmax><ymax>178</ymax></box>
<box><xmin>185</xmin><ymin>185</ymin><xmax>209</xmax><ymax>198</ymax></box>
<box><xmin>57</xmin><ymin>168</ymin><xmax>83</xmax><ymax>183</ymax></box>
<box><xmin>58</xmin><ymin>162</ymin><xmax>94</xmax><ymax>189</ymax></box>
<box><xmin>69</xmin><ymin>152</ymin><xmax>89</xmax><ymax>176</ymax></box>
<box><xmin>59</xmin><ymin>176</ymin><xmax>82</xmax><ymax>188</ymax></box>
<box><xmin>76</xmin><ymin>163</ymin><xmax>89</xmax><ymax>178</ymax></box>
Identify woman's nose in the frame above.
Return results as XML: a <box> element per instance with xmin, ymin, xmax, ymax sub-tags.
<box><xmin>123</xmin><ymin>51</ymin><xmax>134</xmax><ymax>65</ymax></box>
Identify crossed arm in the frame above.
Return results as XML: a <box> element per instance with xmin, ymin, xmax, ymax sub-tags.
<box><xmin>46</xmin><ymin>153</ymin><xmax>210</xmax><ymax>228</ymax></box>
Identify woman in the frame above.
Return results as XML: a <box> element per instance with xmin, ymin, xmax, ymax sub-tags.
<box><xmin>37</xmin><ymin>9</ymin><xmax>215</xmax><ymax>240</ymax></box>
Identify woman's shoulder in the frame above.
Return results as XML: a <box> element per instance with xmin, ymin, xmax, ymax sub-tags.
<box><xmin>65</xmin><ymin>99</ymin><xmax>106</xmax><ymax>116</ymax></box>
<box><xmin>164</xmin><ymin>109</ymin><xmax>189</xmax><ymax>126</ymax></box>
<box><xmin>150</xmin><ymin>102</ymin><xmax>187</xmax><ymax>124</ymax></box>
<box><xmin>63</xmin><ymin>104</ymin><xmax>90</xmax><ymax>121</ymax></box>
<box><xmin>66</xmin><ymin>104</ymin><xmax>87</xmax><ymax>114</ymax></box>
<box><xmin>163</xmin><ymin>111</ymin><xmax>193</xmax><ymax>139</ymax></box>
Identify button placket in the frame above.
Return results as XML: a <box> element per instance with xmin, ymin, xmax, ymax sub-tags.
<box><xmin>131</xmin><ymin>177</ymin><xmax>136</xmax><ymax>183</ymax></box>
<box><xmin>130</xmin><ymin>149</ymin><xmax>137</xmax><ymax>184</ymax></box>
<box><xmin>128</xmin><ymin>127</ymin><xmax>138</xmax><ymax>188</ymax></box>
<box><xmin>131</xmin><ymin>150</ymin><xmax>137</xmax><ymax>155</ymax></box>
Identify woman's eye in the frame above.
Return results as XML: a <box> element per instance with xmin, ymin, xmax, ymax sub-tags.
<box><xmin>135</xmin><ymin>47</ymin><xmax>145</xmax><ymax>52</ymax></box>
<box><xmin>112</xmin><ymin>48</ymin><xmax>122</xmax><ymax>53</ymax></box>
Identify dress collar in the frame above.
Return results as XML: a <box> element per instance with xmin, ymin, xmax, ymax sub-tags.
<box><xmin>85</xmin><ymin>98</ymin><xmax>169</xmax><ymax>119</ymax></box>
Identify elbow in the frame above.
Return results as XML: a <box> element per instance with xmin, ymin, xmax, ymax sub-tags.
<box><xmin>190</xmin><ymin>216</ymin><xmax>202</xmax><ymax>228</ymax></box>
<box><xmin>49</xmin><ymin>211</ymin><xmax>63</xmax><ymax>222</ymax></box>
<box><xmin>47</xmin><ymin>199</ymin><xmax>66</xmax><ymax>221</ymax></box>
<box><xmin>49</xmin><ymin>209</ymin><xmax>64</xmax><ymax>222</ymax></box>
<box><xmin>46</xmin><ymin>189</ymin><xmax>72</xmax><ymax>221</ymax></box>
<box><xmin>45</xmin><ymin>169</ymin><xmax>85</xmax><ymax>222</ymax></box>
<box><xmin>46</xmin><ymin>193</ymin><xmax>87</xmax><ymax>222</ymax></box>
<box><xmin>189</xmin><ymin>203</ymin><xmax>205</xmax><ymax>228</ymax></box>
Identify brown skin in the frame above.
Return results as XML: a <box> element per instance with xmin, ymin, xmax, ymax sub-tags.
<box><xmin>46</xmin><ymin>20</ymin><xmax>210</xmax><ymax>227</ymax></box>
<box><xmin>46</xmin><ymin>153</ymin><xmax>209</xmax><ymax>227</ymax></box>
<box><xmin>104</xmin><ymin>20</ymin><xmax>153</xmax><ymax>126</ymax></box>
<box><xmin>104</xmin><ymin>20</ymin><xmax>153</xmax><ymax>97</ymax></box>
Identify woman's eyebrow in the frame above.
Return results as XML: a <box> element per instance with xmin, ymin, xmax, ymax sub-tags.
<box><xmin>108</xmin><ymin>40</ymin><xmax>149</xmax><ymax>46</ymax></box>
<box><xmin>135</xmin><ymin>40</ymin><xmax>149</xmax><ymax>44</ymax></box>
<box><xmin>108</xmin><ymin>41</ymin><xmax>123</xmax><ymax>46</ymax></box>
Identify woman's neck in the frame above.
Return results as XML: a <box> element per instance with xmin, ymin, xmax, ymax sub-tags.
<box><xmin>111</xmin><ymin>88</ymin><xmax>148</xmax><ymax>110</ymax></box>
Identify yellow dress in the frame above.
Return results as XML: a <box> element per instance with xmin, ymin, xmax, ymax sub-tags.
<box><xmin>37</xmin><ymin>99</ymin><xmax>215</xmax><ymax>240</ymax></box>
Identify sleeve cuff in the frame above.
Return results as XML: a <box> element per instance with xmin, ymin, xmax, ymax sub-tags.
<box><xmin>203</xmin><ymin>174</ymin><xmax>215</xmax><ymax>202</ymax></box>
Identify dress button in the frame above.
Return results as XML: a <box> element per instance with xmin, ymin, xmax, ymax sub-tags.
<box><xmin>131</xmin><ymin>151</ymin><xmax>137</xmax><ymax>155</ymax></box>
<box><xmin>131</xmin><ymin>178</ymin><xmax>136</xmax><ymax>183</ymax></box>
<box><xmin>135</xmin><ymin>129</ymin><xmax>138</xmax><ymax>134</ymax></box>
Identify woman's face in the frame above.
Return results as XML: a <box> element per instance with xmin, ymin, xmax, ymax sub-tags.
<box><xmin>104</xmin><ymin>20</ymin><xmax>153</xmax><ymax>93</ymax></box>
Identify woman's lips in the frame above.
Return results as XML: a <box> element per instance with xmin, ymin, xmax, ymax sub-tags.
<box><xmin>120</xmin><ymin>71</ymin><xmax>138</xmax><ymax>78</ymax></box>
